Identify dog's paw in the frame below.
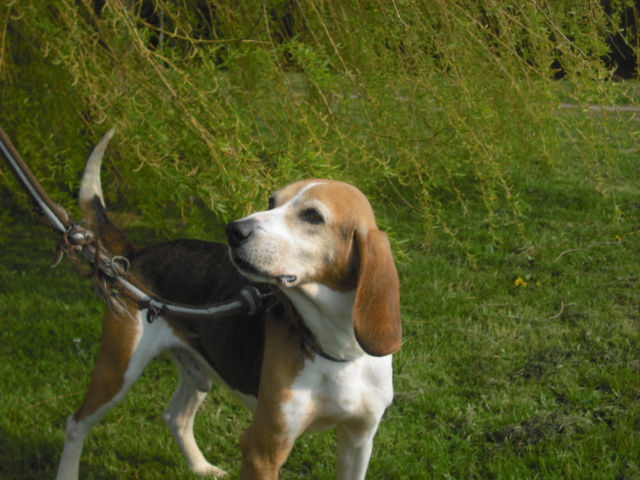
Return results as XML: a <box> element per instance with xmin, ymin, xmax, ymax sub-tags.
<box><xmin>193</xmin><ymin>464</ymin><xmax>228</xmax><ymax>478</ymax></box>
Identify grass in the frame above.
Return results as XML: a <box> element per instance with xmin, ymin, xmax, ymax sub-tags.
<box><xmin>1</xmin><ymin>124</ymin><xmax>640</xmax><ymax>479</ymax></box>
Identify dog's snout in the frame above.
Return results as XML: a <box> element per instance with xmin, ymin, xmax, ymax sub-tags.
<box><xmin>226</xmin><ymin>220</ymin><xmax>254</xmax><ymax>248</ymax></box>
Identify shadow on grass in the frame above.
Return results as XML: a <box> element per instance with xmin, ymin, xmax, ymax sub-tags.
<box><xmin>0</xmin><ymin>424</ymin><xmax>62</xmax><ymax>480</ymax></box>
<box><xmin>0</xmin><ymin>422</ymin><xmax>188</xmax><ymax>480</ymax></box>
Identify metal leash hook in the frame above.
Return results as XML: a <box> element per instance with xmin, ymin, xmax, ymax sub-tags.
<box><xmin>109</xmin><ymin>255</ymin><xmax>130</xmax><ymax>277</ymax></box>
<box><xmin>66</xmin><ymin>224</ymin><xmax>95</xmax><ymax>247</ymax></box>
<box><xmin>51</xmin><ymin>223</ymin><xmax>97</xmax><ymax>273</ymax></box>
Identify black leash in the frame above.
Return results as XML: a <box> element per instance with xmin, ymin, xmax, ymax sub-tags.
<box><xmin>0</xmin><ymin>126</ymin><xmax>270</xmax><ymax>321</ymax></box>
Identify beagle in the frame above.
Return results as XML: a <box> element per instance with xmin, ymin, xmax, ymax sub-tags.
<box><xmin>56</xmin><ymin>131</ymin><xmax>402</xmax><ymax>480</ymax></box>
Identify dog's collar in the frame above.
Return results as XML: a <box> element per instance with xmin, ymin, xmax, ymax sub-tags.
<box><xmin>303</xmin><ymin>337</ymin><xmax>352</xmax><ymax>363</ymax></box>
<box><xmin>269</xmin><ymin>287</ymin><xmax>353</xmax><ymax>363</ymax></box>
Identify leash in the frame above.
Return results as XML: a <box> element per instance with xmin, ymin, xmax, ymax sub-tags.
<box><xmin>1</xmin><ymin>127</ymin><xmax>349</xmax><ymax>362</ymax></box>
<box><xmin>0</xmin><ymin>126</ymin><xmax>270</xmax><ymax>321</ymax></box>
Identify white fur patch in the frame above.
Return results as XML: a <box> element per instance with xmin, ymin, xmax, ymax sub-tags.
<box><xmin>281</xmin><ymin>354</ymin><xmax>394</xmax><ymax>444</ymax></box>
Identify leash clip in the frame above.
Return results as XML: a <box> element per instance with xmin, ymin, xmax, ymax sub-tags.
<box><xmin>66</xmin><ymin>224</ymin><xmax>95</xmax><ymax>247</ymax></box>
<box><xmin>139</xmin><ymin>298</ymin><xmax>166</xmax><ymax>324</ymax></box>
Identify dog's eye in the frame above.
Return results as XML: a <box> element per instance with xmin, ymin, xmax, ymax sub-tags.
<box><xmin>268</xmin><ymin>196</ymin><xmax>275</xmax><ymax>210</ymax></box>
<box><xmin>300</xmin><ymin>208</ymin><xmax>324</xmax><ymax>225</ymax></box>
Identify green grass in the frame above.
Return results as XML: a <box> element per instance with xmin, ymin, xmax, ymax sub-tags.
<box><xmin>1</xmin><ymin>130</ymin><xmax>640</xmax><ymax>479</ymax></box>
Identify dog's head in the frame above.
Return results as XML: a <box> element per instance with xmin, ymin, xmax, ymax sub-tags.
<box><xmin>226</xmin><ymin>179</ymin><xmax>401</xmax><ymax>356</ymax></box>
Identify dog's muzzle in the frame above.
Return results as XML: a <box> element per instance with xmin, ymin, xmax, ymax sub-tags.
<box><xmin>225</xmin><ymin>218</ymin><xmax>297</xmax><ymax>285</ymax></box>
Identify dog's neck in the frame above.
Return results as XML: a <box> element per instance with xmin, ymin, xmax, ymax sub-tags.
<box><xmin>282</xmin><ymin>283</ymin><xmax>364</xmax><ymax>361</ymax></box>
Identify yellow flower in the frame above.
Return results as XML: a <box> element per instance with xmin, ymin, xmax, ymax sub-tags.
<box><xmin>515</xmin><ymin>277</ymin><xmax>528</xmax><ymax>287</ymax></box>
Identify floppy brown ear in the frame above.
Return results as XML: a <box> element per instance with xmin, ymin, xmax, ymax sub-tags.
<box><xmin>353</xmin><ymin>227</ymin><xmax>402</xmax><ymax>356</ymax></box>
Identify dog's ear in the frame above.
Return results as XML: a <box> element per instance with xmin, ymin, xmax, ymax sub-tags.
<box><xmin>353</xmin><ymin>226</ymin><xmax>402</xmax><ymax>356</ymax></box>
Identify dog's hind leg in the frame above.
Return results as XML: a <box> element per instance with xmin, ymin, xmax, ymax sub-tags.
<box><xmin>164</xmin><ymin>349</ymin><xmax>227</xmax><ymax>477</ymax></box>
<box><xmin>56</xmin><ymin>311</ymin><xmax>159</xmax><ymax>480</ymax></box>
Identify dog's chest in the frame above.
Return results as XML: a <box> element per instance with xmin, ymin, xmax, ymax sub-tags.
<box><xmin>281</xmin><ymin>355</ymin><xmax>394</xmax><ymax>440</ymax></box>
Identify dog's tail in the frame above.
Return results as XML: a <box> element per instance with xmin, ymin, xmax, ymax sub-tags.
<box><xmin>79</xmin><ymin>129</ymin><xmax>137</xmax><ymax>258</ymax></box>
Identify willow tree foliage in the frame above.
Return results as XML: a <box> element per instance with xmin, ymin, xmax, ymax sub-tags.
<box><xmin>1</xmin><ymin>1</ymin><xmax>638</xmax><ymax>239</ymax></box>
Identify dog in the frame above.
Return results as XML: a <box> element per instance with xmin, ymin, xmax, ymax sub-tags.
<box><xmin>55</xmin><ymin>130</ymin><xmax>402</xmax><ymax>480</ymax></box>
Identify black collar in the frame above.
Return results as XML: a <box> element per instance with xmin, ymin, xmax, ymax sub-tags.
<box><xmin>269</xmin><ymin>287</ymin><xmax>353</xmax><ymax>363</ymax></box>
<box><xmin>303</xmin><ymin>336</ymin><xmax>352</xmax><ymax>363</ymax></box>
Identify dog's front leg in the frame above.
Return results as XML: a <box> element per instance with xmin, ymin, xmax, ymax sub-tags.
<box><xmin>239</xmin><ymin>412</ymin><xmax>295</xmax><ymax>480</ymax></box>
<box><xmin>336</xmin><ymin>419</ymin><xmax>380</xmax><ymax>480</ymax></box>
<box><xmin>239</xmin><ymin>314</ymin><xmax>305</xmax><ymax>479</ymax></box>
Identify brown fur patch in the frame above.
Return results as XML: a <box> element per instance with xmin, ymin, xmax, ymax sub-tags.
<box><xmin>239</xmin><ymin>304</ymin><xmax>306</xmax><ymax>478</ymax></box>
<box><xmin>73</xmin><ymin>301</ymin><xmax>140</xmax><ymax>420</ymax></box>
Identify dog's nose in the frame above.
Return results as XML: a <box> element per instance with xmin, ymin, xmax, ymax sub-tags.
<box><xmin>226</xmin><ymin>219</ymin><xmax>253</xmax><ymax>248</ymax></box>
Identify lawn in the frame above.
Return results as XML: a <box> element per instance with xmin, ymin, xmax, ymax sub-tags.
<box><xmin>1</xmin><ymin>117</ymin><xmax>639</xmax><ymax>479</ymax></box>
